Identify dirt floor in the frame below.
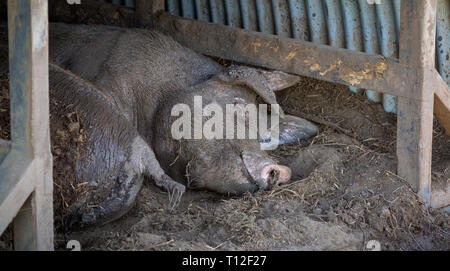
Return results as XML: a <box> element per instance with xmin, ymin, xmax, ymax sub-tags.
<box><xmin>0</xmin><ymin>65</ymin><xmax>448</xmax><ymax>250</ymax></box>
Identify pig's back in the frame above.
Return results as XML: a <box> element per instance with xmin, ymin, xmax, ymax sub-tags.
<box><xmin>49</xmin><ymin>23</ymin><xmax>125</xmax><ymax>82</ymax></box>
<box><xmin>49</xmin><ymin>23</ymin><xmax>222</xmax><ymax>94</ymax></box>
<box><xmin>49</xmin><ymin>23</ymin><xmax>223</xmax><ymax>124</ymax></box>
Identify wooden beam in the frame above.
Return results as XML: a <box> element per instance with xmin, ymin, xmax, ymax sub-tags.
<box><xmin>135</xmin><ymin>0</ymin><xmax>165</xmax><ymax>27</ymax></box>
<box><xmin>397</xmin><ymin>0</ymin><xmax>437</xmax><ymax>204</ymax></box>
<box><xmin>0</xmin><ymin>152</ymin><xmax>34</xmax><ymax>236</ymax></box>
<box><xmin>431</xmin><ymin>69</ymin><xmax>450</xmax><ymax>208</ymax></box>
<box><xmin>432</xmin><ymin>69</ymin><xmax>450</xmax><ymax>134</ymax></box>
<box><xmin>0</xmin><ymin>139</ymin><xmax>10</xmax><ymax>163</ymax></box>
<box><xmin>151</xmin><ymin>0</ymin><xmax>165</xmax><ymax>14</ymax></box>
<box><xmin>155</xmin><ymin>13</ymin><xmax>422</xmax><ymax>101</ymax></box>
<box><xmin>135</xmin><ymin>0</ymin><xmax>152</xmax><ymax>26</ymax></box>
<box><xmin>431</xmin><ymin>183</ymin><xmax>450</xmax><ymax>209</ymax></box>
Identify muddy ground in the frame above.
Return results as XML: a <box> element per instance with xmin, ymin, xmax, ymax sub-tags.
<box><xmin>0</xmin><ymin>66</ymin><xmax>448</xmax><ymax>250</ymax></box>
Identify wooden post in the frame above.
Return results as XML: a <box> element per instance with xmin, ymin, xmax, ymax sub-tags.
<box><xmin>5</xmin><ymin>0</ymin><xmax>53</xmax><ymax>250</ymax></box>
<box><xmin>151</xmin><ymin>0</ymin><xmax>165</xmax><ymax>14</ymax></box>
<box><xmin>397</xmin><ymin>1</ymin><xmax>437</xmax><ymax>204</ymax></box>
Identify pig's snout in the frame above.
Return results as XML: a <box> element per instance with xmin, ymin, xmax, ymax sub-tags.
<box><xmin>261</xmin><ymin>164</ymin><xmax>292</xmax><ymax>188</ymax></box>
<box><xmin>241</xmin><ymin>151</ymin><xmax>291</xmax><ymax>191</ymax></box>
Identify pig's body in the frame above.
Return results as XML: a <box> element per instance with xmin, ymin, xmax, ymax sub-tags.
<box><xmin>1</xmin><ymin>23</ymin><xmax>318</xmax><ymax>229</ymax></box>
<box><xmin>49</xmin><ymin>23</ymin><xmax>223</xmax><ymax>138</ymax></box>
<box><xmin>48</xmin><ymin>23</ymin><xmax>226</xmax><ymax>228</ymax></box>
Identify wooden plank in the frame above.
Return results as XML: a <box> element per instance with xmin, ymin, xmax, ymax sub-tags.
<box><xmin>431</xmin><ymin>70</ymin><xmax>450</xmax><ymax>208</ymax></box>
<box><xmin>431</xmin><ymin>182</ymin><xmax>450</xmax><ymax>209</ymax></box>
<box><xmin>432</xmin><ymin>69</ymin><xmax>450</xmax><ymax>134</ymax></box>
<box><xmin>3</xmin><ymin>0</ymin><xmax>53</xmax><ymax>250</ymax></box>
<box><xmin>136</xmin><ymin>0</ymin><xmax>165</xmax><ymax>26</ymax></box>
<box><xmin>397</xmin><ymin>0</ymin><xmax>437</xmax><ymax>204</ymax></box>
<box><xmin>14</xmin><ymin>157</ymin><xmax>53</xmax><ymax>251</ymax></box>
<box><xmin>0</xmin><ymin>139</ymin><xmax>10</xmax><ymax>163</ymax></box>
<box><xmin>135</xmin><ymin>0</ymin><xmax>164</xmax><ymax>27</ymax></box>
<box><xmin>155</xmin><ymin>13</ymin><xmax>422</xmax><ymax>101</ymax></box>
<box><xmin>135</xmin><ymin>0</ymin><xmax>152</xmax><ymax>26</ymax></box>
<box><xmin>152</xmin><ymin>0</ymin><xmax>165</xmax><ymax>14</ymax></box>
<box><xmin>0</xmin><ymin>152</ymin><xmax>34</xmax><ymax>236</ymax></box>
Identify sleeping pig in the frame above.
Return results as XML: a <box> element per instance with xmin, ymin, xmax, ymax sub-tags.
<box><xmin>1</xmin><ymin>23</ymin><xmax>318</xmax><ymax>229</ymax></box>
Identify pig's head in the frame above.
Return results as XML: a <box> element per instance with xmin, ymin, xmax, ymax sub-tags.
<box><xmin>152</xmin><ymin>65</ymin><xmax>317</xmax><ymax>195</ymax></box>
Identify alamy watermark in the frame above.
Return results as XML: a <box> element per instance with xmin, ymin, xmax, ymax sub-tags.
<box><xmin>67</xmin><ymin>0</ymin><xmax>81</xmax><ymax>5</ymax></box>
<box><xmin>170</xmin><ymin>96</ymin><xmax>280</xmax><ymax>150</ymax></box>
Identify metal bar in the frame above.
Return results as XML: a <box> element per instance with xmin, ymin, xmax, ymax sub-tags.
<box><xmin>224</xmin><ymin>0</ymin><xmax>242</xmax><ymax>28</ymax></box>
<box><xmin>397</xmin><ymin>0</ymin><xmax>437</xmax><ymax>204</ymax></box>
<box><xmin>181</xmin><ymin>0</ymin><xmax>195</xmax><ymax>19</ymax></box>
<box><xmin>123</xmin><ymin>0</ymin><xmax>135</xmax><ymax>8</ymax></box>
<box><xmin>323</xmin><ymin>0</ymin><xmax>345</xmax><ymax>48</ymax></box>
<box><xmin>358</xmin><ymin>0</ymin><xmax>382</xmax><ymax>102</ymax></box>
<box><xmin>341</xmin><ymin>0</ymin><xmax>363</xmax><ymax>94</ymax></box>
<box><xmin>376</xmin><ymin>0</ymin><xmax>399</xmax><ymax>113</ymax></box>
<box><xmin>256</xmin><ymin>0</ymin><xmax>275</xmax><ymax>34</ymax></box>
<box><xmin>271</xmin><ymin>0</ymin><xmax>291</xmax><ymax>38</ymax></box>
<box><xmin>156</xmin><ymin>12</ymin><xmax>421</xmax><ymax>99</ymax></box>
<box><xmin>240</xmin><ymin>0</ymin><xmax>258</xmax><ymax>31</ymax></box>
<box><xmin>436</xmin><ymin>0</ymin><xmax>449</xmax><ymax>86</ymax></box>
<box><xmin>195</xmin><ymin>0</ymin><xmax>211</xmax><ymax>22</ymax></box>
<box><xmin>166</xmin><ymin>0</ymin><xmax>181</xmax><ymax>16</ymax></box>
<box><xmin>209</xmin><ymin>0</ymin><xmax>225</xmax><ymax>25</ymax></box>
<box><xmin>287</xmin><ymin>0</ymin><xmax>309</xmax><ymax>41</ymax></box>
<box><xmin>393</xmin><ymin>0</ymin><xmax>400</xmax><ymax>41</ymax></box>
<box><xmin>305</xmin><ymin>0</ymin><xmax>327</xmax><ymax>43</ymax></box>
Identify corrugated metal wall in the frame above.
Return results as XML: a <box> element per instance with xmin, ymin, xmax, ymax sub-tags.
<box><xmin>102</xmin><ymin>0</ymin><xmax>450</xmax><ymax>114</ymax></box>
<box><xmin>98</xmin><ymin>0</ymin><xmax>135</xmax><ymax>7</ymax></box>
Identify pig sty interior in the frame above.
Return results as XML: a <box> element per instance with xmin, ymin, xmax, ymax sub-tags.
<box><xmin>0</xmin><ymin>2</ymin><xmax>448</xmax><ymax>250</ymax></box>
<box><xmin>1</xmin><ymin>22</ymin><xmax>319</xmax><ymax>229</ymax></box>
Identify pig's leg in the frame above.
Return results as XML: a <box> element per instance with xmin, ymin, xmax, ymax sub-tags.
<box><xmin>50</xmin><ymin>64</ymin><xmax>185</xmax><ymax>228</ymax></box>
<box><xmin>66</xmin><ymin>135</ymin><xmax>185</xmax><ymax>228</ymax></box>
<box><xmin>129</xmin><ymin>136</ymin><xmax>186</xmax><ymax>210</ymax></box>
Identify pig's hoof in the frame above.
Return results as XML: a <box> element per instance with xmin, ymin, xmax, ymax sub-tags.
<box><xmin>155</xmin><ymin>174</ymin><xmax>185</xmax><ymax>210</ymax></box>
<box><xmin>168</xmin><ymin>181</ymin><xmax>185</xmax><ymax>210</ymax></box>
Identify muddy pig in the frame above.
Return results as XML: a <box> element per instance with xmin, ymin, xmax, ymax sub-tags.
<box><xmin>0</xmin><ymin>23</ymin><xmax>318</xmax><ymax>229</ymax></box>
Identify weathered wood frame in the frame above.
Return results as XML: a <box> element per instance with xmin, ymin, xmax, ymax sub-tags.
<box><xmin>0</xmin><ymin>0</ymin><xmax>53</xmax><ymax>250</ymax></box>
<box><xmin>154</xmin><ymin>1</ymin><xmax>449</xmax><ymax>209</ymax></box>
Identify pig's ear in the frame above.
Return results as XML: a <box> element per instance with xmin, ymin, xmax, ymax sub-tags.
<box><xmin>260</xmin><ymin>70</ymin><xmax>301</xmax><ymax>91</ymax></box>
<box><xmin>216</xmin><ymin>65</ymin><xmax>300</xmax><ymax>105</ymax></box>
